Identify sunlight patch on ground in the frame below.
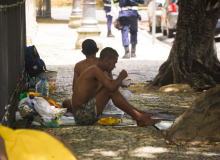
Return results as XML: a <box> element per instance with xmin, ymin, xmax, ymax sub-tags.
<box><xmin>164</xmin><ymin>87</ymin><xmax>180</xmax><ymax>92</ymax></box>
<box><xmin>130</xmin><ymin>146</ymin><xmax>168</xmax><ymax>158</ymax></box>
<box><xmin>90</xmin><ymin>149</ymin><xmax>119</xmax><ymax>157</ymax></box>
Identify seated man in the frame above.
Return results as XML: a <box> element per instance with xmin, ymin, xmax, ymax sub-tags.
<box><xmin>62</xmin><ymin>39</ymin><xmax>129</xmax><ymax>111</ymax></box>
<box><xmin>72</xmin><ymin>47</ymin><xmax>160</xmax><ymax>126</ymax></box>
<box><xmin>62</xmin><ymin>39</ymin><xmax>112</xmax><ymax>111</ymax></box>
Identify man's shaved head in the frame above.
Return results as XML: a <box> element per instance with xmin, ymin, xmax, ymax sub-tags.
<box><xmin>82</xmin><ymin>39</ymin><xmax>99</xmax><ymax>55</ymax></box>
<box><xmin>99</xmin><ymin>47</ymin><xmax>119</xmax><ymax>61</ymax></box>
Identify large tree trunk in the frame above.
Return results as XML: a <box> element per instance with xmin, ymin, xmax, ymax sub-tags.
<box><xmin>163</xmin><ymin>85</ymin><xmax>220</xmax><ymax>141</ymax></box>
<box><xmin>148</xmin><ymin>0</ymin><xmax>220</xmax><ymax>90</ymax></box>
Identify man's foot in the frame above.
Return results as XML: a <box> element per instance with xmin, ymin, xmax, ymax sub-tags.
<box><xmin>136</xmin><ymin>116</ymin><xmax>161</xmax><ymax>127</ymax></box>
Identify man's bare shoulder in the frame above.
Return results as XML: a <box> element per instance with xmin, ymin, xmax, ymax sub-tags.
<box><xmin>86</xmin><ymin>64</ymin><xmax>99</xmax><ymax>71</ymax></box>
<box><xmin>75</xmin><ymin>59</ymin><xmax>87</xmax><ymax>66</ymax></box>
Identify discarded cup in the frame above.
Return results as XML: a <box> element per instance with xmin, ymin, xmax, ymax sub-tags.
<box><xmin>121</xmin><ymin>79</ymin><xmax>131</xmax><ymax>86</ymax></box>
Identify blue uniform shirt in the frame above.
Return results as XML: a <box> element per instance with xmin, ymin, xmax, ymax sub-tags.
<box><xmin>117</xmin><ymin>0</ymin><xmax>145</xmax><ymax>17</ymax></box>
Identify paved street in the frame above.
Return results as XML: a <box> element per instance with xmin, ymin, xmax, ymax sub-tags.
<box><xmin>16</xmin><ymin>8</ymin><xmax>220</xmax><ymax>159</ymax></box>
<box><xmin>139</xmin><ymin>25</ymin><xmax>220</xmax><ymax>60</ymax></box>
<box><xmin>51</xmin><ymin>6</ymin><xmax>149</xmax><ymax>23</ymax></box>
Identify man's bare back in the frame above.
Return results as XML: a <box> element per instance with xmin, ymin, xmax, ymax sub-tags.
<box><xmin>72</xmin><ymin>65</ymin><xmax>109</xmax><ymax>114</ymax></box>
<box><xmin>72</xmin><ymin>56</ymin><xmax>99</xmax><ymax>92</ymax></box>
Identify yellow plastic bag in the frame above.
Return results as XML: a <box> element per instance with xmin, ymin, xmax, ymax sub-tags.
<box><xmin>98</xmin><ymin>117</ymin><xmax>120</xmax><ymax>125</ymax></box>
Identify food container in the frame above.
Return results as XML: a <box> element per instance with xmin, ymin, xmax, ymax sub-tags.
<box><xmin>36</xmin><ymin>71</ymin><xmax>57</xmax><ymax>94</ymax></box>
<box><xmin>121</xmin><ymin>79</ymin><xmax>131</xmax><ymax>86</ymax></box>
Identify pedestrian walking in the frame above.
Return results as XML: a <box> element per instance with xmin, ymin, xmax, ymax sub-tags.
<box><xmin>119</xmin><ymin>0</ymin><xmax>144</xmax><ymax>58</ymax></box>
<box><xmin>103</xmin><ymin>0</ymin><xmax>118</xmax><ymax>37</ymax></box>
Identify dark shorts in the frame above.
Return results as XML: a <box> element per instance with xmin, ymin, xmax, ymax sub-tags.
<box><xmin>73</xmin><ymin>98</ymin><xmax>102</xmax><ymax>125</ymax></box>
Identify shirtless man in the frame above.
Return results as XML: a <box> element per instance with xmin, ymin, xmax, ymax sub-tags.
<box><xmin>72</xmin><ymin>47</ymin><xmax>160</xmax><ymax>126</ymax></box>
<box><xmin>62</xmin><ymin>39</ymin><xmax>112</xmax><ymax>110</ymax></box>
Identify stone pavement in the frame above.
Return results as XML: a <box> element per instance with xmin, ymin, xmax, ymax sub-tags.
<box><xmin>33</xmin><ymin>22</ymin><xmax>171</xmax><ymax>106</ymax></box>
<box><xmin>16</xmin><ymin>21</ymin><xmax>220</xmax><ymax>159</ymax></box>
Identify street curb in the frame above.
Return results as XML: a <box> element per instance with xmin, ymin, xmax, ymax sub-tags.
<box><xmin>37</xmin><ymin>18</ymin><xmax>69</xmax><ymax>23</ymax></box>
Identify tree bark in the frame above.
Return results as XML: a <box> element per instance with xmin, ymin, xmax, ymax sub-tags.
<box><xmin>163</xmin><ymin>85</ymin><xmax>220</xmax><ymax>141</ymax></box>
<box><xmin>148</xmin><ymin>0</ymin><xmax>220</xmax><ymax>90</ymax></box>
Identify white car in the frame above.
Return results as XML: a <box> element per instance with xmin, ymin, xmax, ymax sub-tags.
<box><xmin>147</xmin><ymin>0</ymin><xmax>165</xmax><ymax>32</ymax></box>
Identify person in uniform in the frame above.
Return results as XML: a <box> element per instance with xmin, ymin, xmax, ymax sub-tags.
<box><xmin>103</xmin><ymin>0</ymin><xmax>118</xmax><ymax>37</ymax></box>
<box><xmin>119</xmin><ymin>0</ymin><xmax>144</xmax><ymax>58</ymax></box>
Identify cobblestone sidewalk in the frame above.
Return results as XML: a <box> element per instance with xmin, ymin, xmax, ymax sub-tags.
<box><xmin>16</xmin><ymin>22</ymin><xmax>220</xmax><ymax>159</ymax></box>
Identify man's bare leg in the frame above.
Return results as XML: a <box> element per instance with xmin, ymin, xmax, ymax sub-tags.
<box><xmin>62</xmin><ymin>99</ymin><xmax>72</xmax><ymax>111</ymax></box>
<box><xmin>95</xmin><ymin>88</ymin><xmax>160</xmax><ymax>126</ymax></box>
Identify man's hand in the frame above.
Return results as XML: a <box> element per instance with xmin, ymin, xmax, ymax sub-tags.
<box><xmin>119</xmin><ymin>70</ymin><xmax>128</xmax><ymax>80</ymax></box>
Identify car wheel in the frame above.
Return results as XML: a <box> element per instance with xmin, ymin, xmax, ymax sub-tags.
<box><xmin>167</xmin><ymin>28</ymin><xmax>174</xmax><ymax>38</ymax></box>
<box><xmin>156</xmin><ymin>27</ymin><xmax>161</xmax><ymax>33</ymax></box>
<box><xmin>161</xmin><ymin>25</ymin><xmax>167</xmax><ymax>36</ymax></box>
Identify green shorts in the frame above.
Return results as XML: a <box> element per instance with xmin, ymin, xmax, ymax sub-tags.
<box><xmin>73</xmin><ymin>98</ymin><xmax>101</xmax><ymax>125</ymax></box>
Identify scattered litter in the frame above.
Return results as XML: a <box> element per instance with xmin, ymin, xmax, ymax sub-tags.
<box><xmin>15</xmin><ymin>111</ymin><xmax>23</xmax><ymax>122</ymax></box>
<box><xmin>43</xmin><ymin>120</ymin><xmax>60</xmax><ymax>127</ymax></box>
<box><xmin>59</xmin><ymin>116</ymin><xmax>75</xmax><ymax>126</ymax></box>
<box><xmin>32</xmin><ymin>97</ymin><xmax>56</xmax><ymax>123</ymax></box>
<box><xmin>31</xmin><ymin>121</ymin><xmax>41</xmax><ymax>126</ymax></box>
<box><xmin>154</xmin><ymin>121</ymin><xmax>173</xmax><ymax>130</ymax></box>
<box><xmin>98</xmin><ymin>117</ymin><xmax>120</xmax><ymax>125</ymax></box>
<box><xmin>18</xmin><ymin>94</ymin><xmax>67</xmax><ymax>127</ymax></box>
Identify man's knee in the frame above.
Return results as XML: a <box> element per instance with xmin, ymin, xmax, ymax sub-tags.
<box><xmin>62</xmin><ymin>99</ymin><xmax>70</xmax><ymax>107</ymax></box>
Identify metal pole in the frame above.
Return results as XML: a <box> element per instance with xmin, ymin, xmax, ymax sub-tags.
<box><xmin>152</xmin><ymin>0</ymin><xmax>156</xmax><ymax>45</ymax></box>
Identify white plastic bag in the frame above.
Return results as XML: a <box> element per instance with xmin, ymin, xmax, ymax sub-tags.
<box><xmin>31</xmin><ymin>97</ymin><xmax>55</xmax><ymax>123</ymax></box>
<box><xmin>109</xmin><ymin>4</ymin><xmax>119</xmax><ymax>17</ymax></box>
<box><xmin>120</xmin><ymin>90</ymin><xmax>131</xmax><ymax>101</ymax></box>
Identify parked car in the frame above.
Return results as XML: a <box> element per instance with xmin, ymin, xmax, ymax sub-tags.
<box><xmin>161</xmin><ymin>0</ymin><xmax>220</xmax><ymax>38</ymax></box>
<box><xmin>215</xmin><ymin>18</ymin><xmax>220</xmax><ymax>36</ymax></box>
<box><xmin>147</xmin><ymin>0</ymin><xmax>165</xmax><ymax>33</ymax></box>
<box><xmin>161</xmin><ymin>0</ymin><xmax>178</xmax><ymax>38</ymax></box>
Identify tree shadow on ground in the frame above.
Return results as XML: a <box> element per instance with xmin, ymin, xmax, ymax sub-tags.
<box><xmin>30</xmin><ymin>125</ymin><xmax>220</xmax><ymax>160</ymax></box>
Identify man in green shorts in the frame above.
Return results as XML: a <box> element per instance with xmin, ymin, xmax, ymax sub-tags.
<box><xmin>72</xmin><ymin>47</ymin><xmax>160</xmax><ymax>126</ymax></box>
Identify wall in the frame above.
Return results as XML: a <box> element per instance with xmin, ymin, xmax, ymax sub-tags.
<box><xmin>0</xmin><ymin>0</ymin><xmax>26</xmax><ymax>126</ymax></box>
<box><xmin>26</xmin><ymin>0</ymin><xmax>38</xmax><ymax>46</ymax></box>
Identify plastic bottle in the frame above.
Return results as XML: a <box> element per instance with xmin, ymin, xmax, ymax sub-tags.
<box><xmin>36</xmin><ymin>77</ymin><xmax>49</xmax><ymax>97</ymax></box>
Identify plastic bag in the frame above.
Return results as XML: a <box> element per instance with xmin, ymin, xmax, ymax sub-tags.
<box><xmin>120</xmin><ymin>90</ymin><xmax>131</xmax><ymax>101</ymax></box>
<box><xmin>98</xmin><ymin>117</ymin><xmax>120</xmax><ymax>125</ymax></box>
<box><xmin>114</xmin><ymin>17</ymin><xmax>123</xmax><ymax>30</ymax></box>
<box><xmin>31</xmin><ymin>97</ymin><xmax>55</xmax><ymax>123</ymax></box>
<box><xmin>109</xmin><ymin>4</ymin><xmax>119</xmax><ymax>17</ymax></box>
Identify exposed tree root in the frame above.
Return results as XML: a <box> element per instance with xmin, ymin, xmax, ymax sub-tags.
<box><xmin>147</xmin><ymin>0</ymin><xmax>220</xmax><ymax>141</ymax></box>
<box><xmin>163</xmin><ymin>85</ymin><xmax>220</xmax><ymax>141</ymax></box>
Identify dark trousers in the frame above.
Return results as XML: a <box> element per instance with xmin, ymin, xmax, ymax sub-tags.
<box><xmin>121</xmin><ymin>16</ymin><xmax>138</xmax><ymax>46</ymax></box>
<box><xmin>105</xmin><ymin>8</ymin><xmax>113</xmax><ymax>31</ymax></box>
